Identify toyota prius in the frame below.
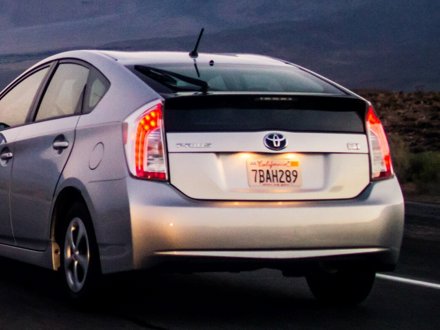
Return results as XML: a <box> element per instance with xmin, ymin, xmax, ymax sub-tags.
<box><xmin>0</xmin><ymin>49</ymin><xmax>404</xmax><ymax>304</ymax></box>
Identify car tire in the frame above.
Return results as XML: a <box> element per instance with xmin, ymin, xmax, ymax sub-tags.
<box><xmin>306</xmin><ymin>267</ymin><xmax>375</xmax><ymax>305</ymax></box>
<box><xmin>60</xmin><ymin>202</ymin><xmax>101</xmax><ymax>302</ymax></box>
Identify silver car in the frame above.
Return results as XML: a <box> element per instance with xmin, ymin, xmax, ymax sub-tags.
<box><xmin>0</xmin><ymin>50</ymin><xmax>404</xmax><ymax>304</ymax></box>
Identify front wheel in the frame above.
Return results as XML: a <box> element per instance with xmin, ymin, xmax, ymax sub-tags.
<box><xmin>60</xmin><ymin>203</ymin><xmax>100</xmax><ymax>301</ymax></box>
<box><xmin>306</xmin><ymin>267</ymin><xmax>376</xmax><ymax>305</ymax></box>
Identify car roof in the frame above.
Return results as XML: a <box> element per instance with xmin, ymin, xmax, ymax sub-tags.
<box><xmin>40</xmin><ymin>50</ymin><xmax>291</xmax><ymax>67</ymax></box>
<box><xmin>25</xmin><ymin>49</ymin><xmax>356</xmax><ymax>99</ymax></box>
<box><xmin>100</xmin><ymin>51</ymin><xmax>288</xmax><ymax>66</ymax></box>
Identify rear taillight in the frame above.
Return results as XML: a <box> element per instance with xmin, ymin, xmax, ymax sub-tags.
<box><xmin>124</xmin><ymin>100</ymin><xmax>168</xmax><ymax>181</ymax></box>
<box><xmin>366</xmin><ymin>105</ymin><xmax>393</xmax><ymax>180</ymax></box>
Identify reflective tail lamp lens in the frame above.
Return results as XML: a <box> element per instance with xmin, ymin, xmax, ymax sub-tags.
<box><xmin>366</xmin><ymin>105</ymin><xmax>393</xmax><ymax>180</ymax></box>
<box><xmin>124</xmin><ymin>101</ymin><xmax>167</xmax><ymax>181</ymax></box>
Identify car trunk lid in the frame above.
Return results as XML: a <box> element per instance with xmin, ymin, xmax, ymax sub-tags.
<box><xmin>164</xmin><ymin>94</ymin><xmax>369</xmax><ymax>200</ymax></box>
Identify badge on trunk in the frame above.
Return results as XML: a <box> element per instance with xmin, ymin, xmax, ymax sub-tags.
<box><xmin>264</xmin><ymin>133</ymin><xmax>287</xmax><ymax>151</ymax></box>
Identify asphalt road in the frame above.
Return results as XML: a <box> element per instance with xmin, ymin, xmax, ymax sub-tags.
<box><xmin>0</xmin><ymin>202</ymin><xmax>438</xmax><ymax>329</ymax></box>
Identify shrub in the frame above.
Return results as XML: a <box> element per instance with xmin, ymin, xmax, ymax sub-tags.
<box><xmin>389</xmin><ymin>135</ymin><xmax>411</xmax><ymax>183</ymax></box>
<box><xmin>389</xmin><ymin>137</ymin><xmax>440</xmax><ymax>196</ymax></box>
<box><xmin>408</xmin><ymin>152</ymin><xmax>440</xmax><ymax>194</ymax></box>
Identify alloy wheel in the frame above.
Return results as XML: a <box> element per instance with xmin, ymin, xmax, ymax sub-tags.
<box><xmin>63</xmin><ymin>217</ymin><xmax>90</xmax><ymax>293</ymax></box>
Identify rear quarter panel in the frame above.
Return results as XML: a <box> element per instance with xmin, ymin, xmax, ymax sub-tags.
<box><xmin>53</xmin><ymin>53</ymin><xmax>163</xmax><ymax>273</ymax></box>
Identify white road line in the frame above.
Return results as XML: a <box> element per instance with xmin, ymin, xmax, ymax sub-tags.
<box><xmin>377</xmin><ymin>273</ymin><xmax>440</xmax><ymax>290</ymax></box>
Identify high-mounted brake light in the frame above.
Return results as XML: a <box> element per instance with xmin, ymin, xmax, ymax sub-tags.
<box><xmin>124</xmin><ymin>100</ymin><xmax>168</xmax><ymax>181</ymax></box>
<box><xmin>366</xmin><ymin>105</ymin><xmax>393</xmax><ymax>180</ymax></box>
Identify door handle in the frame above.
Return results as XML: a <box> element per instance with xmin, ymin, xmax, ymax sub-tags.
<box><xmin>0</xmin><ymin>151</ymin><xmax>13</xmax><ymax>161</ymax></box>
<box><xmin>53</xmin><ymin>134</ymin><xmax>69</xmax><ymax>151</ymax></box>
<box><xmin>52</xmin><ymin>141</ymin><xmax>69</xmax><ymax>150</ymax></box>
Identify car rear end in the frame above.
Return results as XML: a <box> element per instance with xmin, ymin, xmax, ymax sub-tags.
<box><xmin>123</xmin><ymin>94</ymin><xmax>403</xmax><ymax>269</ymax></box>
<box><xmin>117</xmin><ymin>53</ymin><xmax>405</xmax><ymax>303</ymax></box>
<box><xmin>115</xmin><ymin>54</ymin><xmax>402</xmax><ymax>280</ymax></box>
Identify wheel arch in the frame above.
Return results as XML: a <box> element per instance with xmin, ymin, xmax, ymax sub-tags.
<box><xmin>50</xmin><ymin>185</ymin><xmax>97</xmax><ymax>271</ymax></box>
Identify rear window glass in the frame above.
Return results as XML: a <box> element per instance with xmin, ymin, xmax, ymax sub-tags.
<box><xmin>130</xmin><ymin>64</ymin><xmax>344</xmax><ymax>95</ymax></box>
<box><xmin>164</xmin><ymin>95</ymin><xmax>366</xmax><ymax>133</ymax></box>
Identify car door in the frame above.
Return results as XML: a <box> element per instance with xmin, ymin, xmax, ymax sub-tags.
<box><xmin>0</xmin><ymin>67</ymin><xmax>51</xmax><ymax>245</ymax></box>
<box><xmin>10</xmin><ymin>62</ymin><xmax>90</xmax><ymax>250</ymax></box>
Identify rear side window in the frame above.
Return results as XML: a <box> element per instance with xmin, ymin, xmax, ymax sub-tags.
<box><xmin>0</xmin><ymin>67</ymin><xmax>49</xmax><ymax>128</ymax></box>
<box><xmin>83</xmin><ymin>68</ymin><xmax>110</xmax><ymax>113</ymax></box>
<box><xmin>36</xmin><ymin>63</ymin><xmax>89</xmax><ymax>121</ymax></box>
<box><xmin>89</xmin><ymin>77</ymin><xmax>107</xmax><ymax>108</ymax></box>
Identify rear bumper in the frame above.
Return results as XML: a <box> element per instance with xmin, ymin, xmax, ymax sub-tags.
<box><xmin>125</xmin><ymin>176</ymin><xmax>404</xmax><ymax>273</ymax></box>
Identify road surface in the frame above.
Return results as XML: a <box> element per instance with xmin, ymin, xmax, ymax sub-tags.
<box><xmin>0</xmin><ymin>202</ymin><xmax>438</xmax><ymax>329</ymax></box>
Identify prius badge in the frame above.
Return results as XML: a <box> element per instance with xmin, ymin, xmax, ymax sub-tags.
<box><xmin>264</xmin><ymin>133</ymin><xmax>287</xmax><ymax>151</ymax></box>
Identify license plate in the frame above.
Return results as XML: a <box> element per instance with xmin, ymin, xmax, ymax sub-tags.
<box><xmin>247</xmin><ymin>158</ymin><xmax>302</xmax><ymax>187</ymax></box>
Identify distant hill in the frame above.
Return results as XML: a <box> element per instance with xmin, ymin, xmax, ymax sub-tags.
<box><xmin>101</xmin><ymin>15</ymin><xmax>439</xmax><ymax>91</ymax></box>
<box><xmin>357</xmin><ymin>91</ymin><xmax>440</xmax><ymax>153</ymax></box>
<box><xmin>0</xmin><ymin>0</ymin><xmax>438</xmax><ymax>91</ymax></box>
<box><xmin>356</xmin><ymin>91</ymin><xmax>440</xmax><ymax>202</ymax></box>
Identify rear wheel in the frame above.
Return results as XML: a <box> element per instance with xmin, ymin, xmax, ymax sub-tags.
<box><xmin>306</xmin><ymin>267</ymin><xmax>376</xmax><ymax>305</ymax></box>
<box><xmin>60</xmin><ymin>203</ymin><xmax>100</xmax><ymax>301</ymax></box>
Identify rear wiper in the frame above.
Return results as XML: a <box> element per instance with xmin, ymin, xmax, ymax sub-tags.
<box><xmin>135</xmin><ymin>65</ymin><xmax>208</xmax><ymax>93</ymax></box>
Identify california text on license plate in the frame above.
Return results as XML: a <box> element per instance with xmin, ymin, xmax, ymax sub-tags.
<box><xmin>247</xmin><ymin>158</ymin><xmax>302</xmax><ymax>187</ymax></box>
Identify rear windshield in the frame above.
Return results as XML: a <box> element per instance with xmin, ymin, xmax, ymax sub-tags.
<box><xmin>129</xmin><ymin>64</ymin><xmax>345</xmax><ymax>95</ymax></box>
<box><xmin>164</xmin><ymin>94</ymin><xmax>366</xmax><ymax>133</ymax></box>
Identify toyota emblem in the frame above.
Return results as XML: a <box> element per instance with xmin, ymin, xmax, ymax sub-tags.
<box><xmin>263</xmin><ymin>133</ymin><xmax>287</xmax><ymax>151</ymax></box>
